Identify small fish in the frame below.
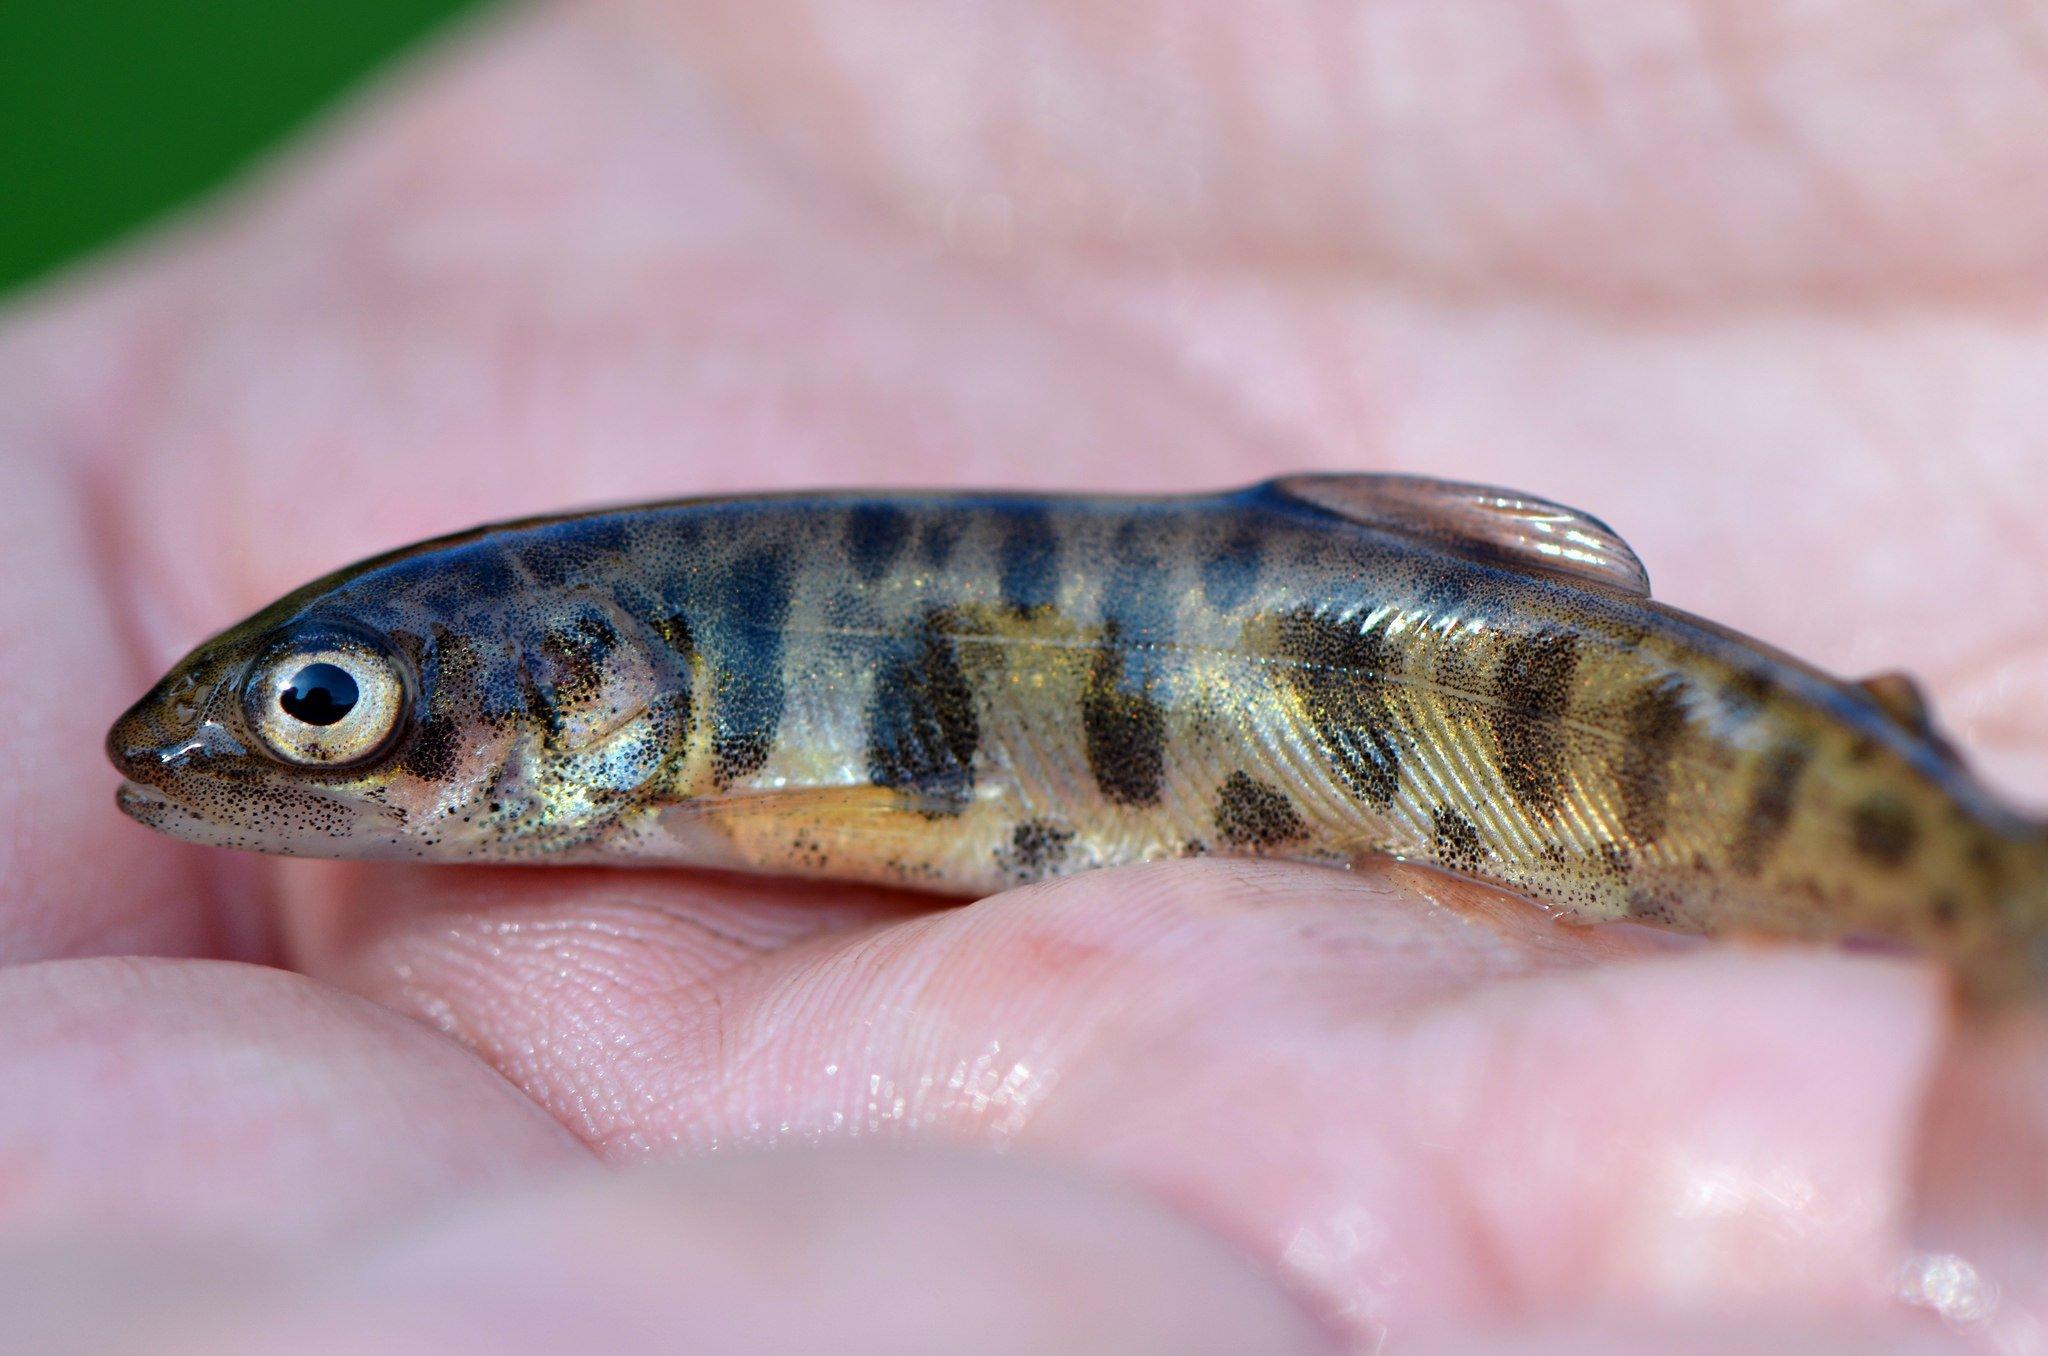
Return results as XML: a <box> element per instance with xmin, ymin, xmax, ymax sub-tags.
<box><xmin>107</xmin><ymin>476</ymin><xmax>2048</xmax><ymax>999</ymax></box>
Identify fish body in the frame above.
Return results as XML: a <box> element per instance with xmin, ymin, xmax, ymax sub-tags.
<box><xmin>108</xmin><ymin>477</ymin><xmax>2048</xmax><ymax>996</ymax></box>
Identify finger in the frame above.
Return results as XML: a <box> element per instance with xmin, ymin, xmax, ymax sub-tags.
<box><xmin>623</xmin><ymin>0</ymin><xmax>2048</xmax><ymax>303</ymax></box>
<box><xmin>273</xmin><ymin>859</ymin><xmax>932</xmax><ymax>1126</ymax></box>
<box><xmin>8</xmin><ymin>1149</ymin><xmax>1338</xmax><ymax>1356</ymax></box>
<box><xmin>293</xmin><ymin>857</ymin><xmax>1949</xmax><ymax>1338</ymax></box>
<box><xmin>0</xmin><ymin>956</ymin><xmax>588</xmax><ymax>1241</ymax></box>
<box><xmin>0</xmin><ymin>453</ymin><xmax>232</xmax><ymax>962</ymax></box>
<box><xmin>1907</xmin><ymin>1007</ymin><xmax>2048</xmax><ymax>1343</ymax></box>
<box><xmin>0</xmin><ymin>6</ymin><xmax>2024</xmax><ymax>1343</ymax></box>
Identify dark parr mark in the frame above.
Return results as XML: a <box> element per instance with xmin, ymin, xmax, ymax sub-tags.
<box><xmin>1200</xmin><ymin>528</ymin><xmax>1264</xmax><ymax>611</ymax></box>
<box><xmin>1008</xmin><ymin>818</ymin><xmax>1075</xmax><ymax>874</ymax></box>
<box><xmin>1730</xmin><ymin>742</ymin><xmax>1809</xmax><ymax>875</ymax></box>
<box><xmin>1489</xmin><ymin>630</ymin><xmax>1581</xmax><ymax>817</ymax></box>
<box><xmin>429</xmin><ymin>626</ymin><xmax>483</xmax><ymax>693</ymax></box>
<box><xmin>918</xmin><ymin>518</ymin><xmax>961</xmax><ymax>571</ymax></box>
<box><xmin>1723</xmin><ymin>670</ymin><xmax>1775</xmax><ymax>721</ymax></box>
<box><xmin>1275</xmin><ymin>609</ymin><xmax>1404</xmax><ymax>808</ymax></box>
<box><xmin>1432</xmin><ymin>806</ymin><xmax>1485</xmax><ymax>873</ymax></box>
<box><xmin>866</xmin><ymin>613</ymin><xmax>981</xmax><ymax>807</ymax></box>
<box><xmin>1103</xmin><ymin>523</ymin><xmax>1173</xmax><ymax>644</ymax></box>
<box><xmin>1617</xmin><ymin>681</ymin><xmax>1688</xmax><ymax>845</ymax></box>
<box><xmin>534</xmin><ymin>612</ymin><xmax>619</xmax><ymax>705</ymax></box>
<box><xmin>1214</xmin><ymin>771</ymin><xmax>1306</xmax><ymax>849</ymax></box>
<box><xmin>516</xmin><ymin>516</ymin><xmax>632</xmax><ymax>587</ymax></box>
<box><xmin>711</xmin><ymin>548</ymin><xmax>793</xmax><ymax>786</ymax></box>
<box><xmin>399</xmin><ymin>713</ymin><xmax>461</xmax><ymax>781</ymax></box>
<box><xmin>449</xmin><ymin>544</ymin><xmax>521</xmax><ymax>601</ymax></box>
<box><xmin>845</xmin><ymin>504</ymin><xmax>910</xmax><ymax>583</ymax></box>
<box><xmin>432</xmin><ymin>625</ymin><xmax>513</xmax><ymax>734</ymax></box>
<box><xmin>1081</xmin><ymin>626</ymin><xmax>1167</xmax><ymax>807</ymax></box>
<box><xmin>997</xmin><ymin>507</ymin><xmax>1060</xmax><ymax>614</ymax></box>
<box><xmin>1849</xmin><ymin>794</ymin><xmax>1919</xmax><ymax>869</ymax></box>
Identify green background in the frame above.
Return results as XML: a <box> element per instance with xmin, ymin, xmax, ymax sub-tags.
<box><xmin>0</xmin><ymin>0</ymin><xmax>490</xmax><ymax>299</ymax></box>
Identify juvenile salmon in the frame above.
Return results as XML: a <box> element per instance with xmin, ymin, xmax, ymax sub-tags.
<box><xmin>107</xmin><ymin>477</ymin><xmax>2048</xmax><ymax>997</ymax></box>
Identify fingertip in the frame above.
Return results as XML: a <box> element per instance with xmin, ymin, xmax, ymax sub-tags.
<box><xmin>0</xmin><ymin>956</ymin><xmax>590</xmax><ymax>1241</ymax></box>
<box><xmin>53</xmin><ymin>1149</ymin><xmax>1342</xmax><ymax>1356</ymax></box>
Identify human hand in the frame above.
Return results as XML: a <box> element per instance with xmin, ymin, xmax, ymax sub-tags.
<box><xmin>3</xmin><ymin>3</ymin><xmax>2045</xmax><ymax>1349</ymax></box>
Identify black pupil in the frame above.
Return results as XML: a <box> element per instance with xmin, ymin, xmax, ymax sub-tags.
<box><xmin>279</xmin><ymin>663</ymin><xmax>360</xmax><ymax>727</ymax></box>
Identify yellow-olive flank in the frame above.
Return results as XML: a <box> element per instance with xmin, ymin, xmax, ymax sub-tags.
<box><xmin>108</xmin><ymin>477</ymin><xmax>2048</xmax><ymax>999</ymax></box>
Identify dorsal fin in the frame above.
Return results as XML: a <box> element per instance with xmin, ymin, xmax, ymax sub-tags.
<box><xmin>1269</xmin><ymin>473</ymin><xmax>1652</xmax><ymax>597</ymax></box>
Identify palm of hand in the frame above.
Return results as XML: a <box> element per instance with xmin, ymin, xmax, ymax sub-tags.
<box><xmin>2</xmin><ymin>4</ymin><xmax>2045</xmax><ymax>1349</ymax></box>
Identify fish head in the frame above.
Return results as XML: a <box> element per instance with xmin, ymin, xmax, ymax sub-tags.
<box><xmin>106</xmin><ymin>542</ymin><xmax>533</xmax><ymax>860</ymax></box>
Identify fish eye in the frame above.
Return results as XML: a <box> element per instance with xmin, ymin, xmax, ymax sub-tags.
<box><xmin>243</xmin><ymin>631</ymin><xmax>409</xmax><ymax>768</ymax></box>
<box><xmin>280</xmin><ymin>663</ymin><xmax>359</xmax><ymax>726</ymax></box>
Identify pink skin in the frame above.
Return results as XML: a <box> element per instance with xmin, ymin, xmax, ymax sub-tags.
<box><xmin>1</xmin><ymin>2</ymin><xmax>2045</xmax><ymax>1349</ymax></box>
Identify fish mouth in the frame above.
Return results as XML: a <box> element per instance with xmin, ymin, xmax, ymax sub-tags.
<box><xmin>114</xmin><ymin>774</ymin><xmax>416</xmax><ymax>859</ymax></box>
<box><xmin>115</xmin><ymin>779</ymin><xmax>179</xmax><ymax>828</ymax></box>
<box><xmin>115</xmin><ymin>779</ymin><xmax>221</xmax><ymax>842</ymax></box>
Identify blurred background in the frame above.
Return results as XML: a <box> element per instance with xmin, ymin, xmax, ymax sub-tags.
<box><xmin>0</xmin><ymin>0</ymin><xmax>484</xmax><ymax>296</ymax></box>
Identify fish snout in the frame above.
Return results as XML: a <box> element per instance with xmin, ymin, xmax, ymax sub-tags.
<box><xmin>106</xmin><ymin>698</ymin><xmax>173</xmax><ymax>786</ymax></box>
<box><xmin>106</xmin><ymin>669</ymin><xmax>235</xmax><ymax>788</ymax></box>
<box><xmin>107</xmin><ymin>695</ymin><xmax>189</xmax><ymax>832</ymax></box>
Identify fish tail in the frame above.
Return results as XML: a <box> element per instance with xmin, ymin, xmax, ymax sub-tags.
<box><xmin>2022</xmin><ymin>824</ymin><xmax>2048</xmax><ymax>995</ymax></box>
<box><xmin>1943</xmin><ymin>823</ymin><xmax>2048</xmax><ymax>1007</ymax></box>
<box><xmin>1971</xmin><ymin>822</ymin><xmax>2048</xmax><ymax>1005</ymax></box>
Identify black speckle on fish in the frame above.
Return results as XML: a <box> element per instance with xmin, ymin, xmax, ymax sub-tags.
<box><xmin>1214</xmin><ymin>771</ymin><xmax>1306</xmax><ymax>848</ymax></box>
<box><xmin>1432</xmin><ymin>805</ymin><xmax>1485</xmax><ymax>873</ymax></box>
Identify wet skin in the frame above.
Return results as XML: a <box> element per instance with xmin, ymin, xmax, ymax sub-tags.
<box><xmin>109</xmin><ymin>479</ymin><xmax>2048</xmax><ymax>1000</ymax></box>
